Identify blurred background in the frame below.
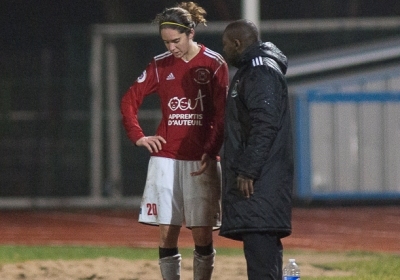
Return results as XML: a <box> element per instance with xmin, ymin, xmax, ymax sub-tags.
<box><xmin>1</xmin><ymin>0</ymin><xmax>400</xmax><ymax>209</ymax></box>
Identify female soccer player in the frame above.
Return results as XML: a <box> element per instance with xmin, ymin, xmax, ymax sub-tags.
<box><xmin>120</xmin><ymin>2</ymin><xmax>229</xmax><ymax>279</ymax></box>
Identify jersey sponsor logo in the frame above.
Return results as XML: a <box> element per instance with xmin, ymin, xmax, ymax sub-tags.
<box><xmin>194</xmin><ymin>68</ymin><xmax>210</xmax><ymax>84</ymax></box>
<box><xmin>168</xmin><ymin>113</ymin><xmax>203</xmax><ymax>126</ymax></box>
<box><xmin>137</xmin><ymin>70</ymin><xmax>147</xmax><ymax>83</ymax></box>
<box><xmin>168</xmin><ymin>89</ymin><xmax>205</xmax><ymax>111</ymax></box>
<box><xmin>166</xmin><ymin>72</ymin><xmax>175</xmax><ymax>80</ymax></box>
<box><xmin>167</xmin><ymin>90</ymin><xmax>205</xmax><ymax>126</ymax></box>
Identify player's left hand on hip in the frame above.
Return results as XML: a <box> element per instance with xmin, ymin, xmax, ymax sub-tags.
<box><xmin>190</xmin><ymin>153</ymin><xmax>210</xmax><ymax>176</ymax></box>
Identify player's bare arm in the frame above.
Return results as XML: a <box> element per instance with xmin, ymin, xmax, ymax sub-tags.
<box><xmin>237</xmin><ymin>174</ymin><xmax>254</xmax><ymax>198</ymax></box>
<box><xmin>136</xmin><ymin>136</ymin><xmax>166</xmax><ymax>153</ymax></box>
<box><xmin>190</xmin><ymin>153</ymin><xmax>211</xmax><ymax>176</ymax></box>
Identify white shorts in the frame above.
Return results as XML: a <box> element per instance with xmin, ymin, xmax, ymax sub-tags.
<box><xmin>138</xmin><ymin>156</ymin><xmax>221</xmax><ymax>229</ymax></box>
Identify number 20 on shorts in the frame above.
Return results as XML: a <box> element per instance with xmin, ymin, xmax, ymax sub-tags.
<box><xmin>146</xmin><ymin>203</ymin><xmax>157</xmax><ymax>215</ymax></box>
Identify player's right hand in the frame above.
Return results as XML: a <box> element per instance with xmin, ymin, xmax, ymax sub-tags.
<box><xmin>136</xmin><ymin>136</ymin><xmax>166</xmax><ymax>153</ymax></box>
<box><xmin>190</xmin><ymin>153</ymin><xmax>211</xmax><ymax>176</ymax></box>
<box><xmin>237</xmin><ymin>174</ymin><xmax>254</xmax><ymax>198</ymax></box>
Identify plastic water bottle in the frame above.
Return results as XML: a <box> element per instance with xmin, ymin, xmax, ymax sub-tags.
<box><xmin>283</xmin><ymin>258</ymin><xmax>300</xmax><ymax>280</ymax></box>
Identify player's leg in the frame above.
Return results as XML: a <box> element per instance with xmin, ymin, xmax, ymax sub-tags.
<box><xmin>159</xmin><ymin>224</ymin><xmax>182</xmax><ymax>280</ymax></box>
<box><xmin>139</xmin><ymin>157</ymin><xmax>185</xmax><ymax>280</ymax></box>
<box><xmin>160</xmin><ymin>224</ymin><xmax>182</xmax><ymax>248</ymax></box>
<box><xmin>242</xmin><ymin>232</ymin><xmax>283</xmax><ymax>280</ymax></box>
<box><xmin>191</xmin><ymin>226</ymin><xmax>213</xmax><ymax>246</ymax></box>
<box><xmin>192</xmin><ymin>226</ymin><xmax>215</xmax><ymax>280</ymax></box>
<box><xmin>181</xmin><ymin>160</ymin><xmax>221</xmax><ymax>280</ymax></box>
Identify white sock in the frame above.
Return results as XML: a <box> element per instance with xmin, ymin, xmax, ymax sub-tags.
<box><xmin>193</xmin><ymin>249</ymin><xmax>216</xmax><ymax>280</ymax></box>
<box><xmin>159</xmin><ymin>253</ymin><xmax>181</xmax><ymax>280</ymax></box>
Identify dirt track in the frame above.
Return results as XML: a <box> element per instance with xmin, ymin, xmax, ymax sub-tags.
<box><xmin>1</xmin><ymin>206</ymin><xmax>399</xmax><ymax>253</ymax></box>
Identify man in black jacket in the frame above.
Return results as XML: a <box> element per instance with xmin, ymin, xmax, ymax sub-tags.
<box><xmin>220</xmin><ymin>19</ymin><xmax>294</xmax><ymax>280</ymax></box>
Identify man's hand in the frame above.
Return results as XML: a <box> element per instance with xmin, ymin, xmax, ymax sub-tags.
<box><xmin>136</xmin><ymin>136</ymin><xmax>166</xmax><ymax>153</ymax></box>
<box><xmin>190</xmin><ymin>153</ymin><xmax>211</xmax><ymax>176</ymax></box>
<box><xmin>237</xmin><ymin>174</ymin><xmax>254</xmax><ymax>198</ymax></box>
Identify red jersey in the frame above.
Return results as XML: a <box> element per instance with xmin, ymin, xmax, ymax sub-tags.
<box><xmin>121</xmin><ymin>45</ymin><xmax>229</xmax><ymax>160</ymax></box>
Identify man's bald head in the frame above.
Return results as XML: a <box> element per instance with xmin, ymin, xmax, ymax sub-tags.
<box><xmin>222</xmin><ymin>19</ymin><xmax>260</xmax><ymax>67</ymax></box>
<box><xmin>223</xmin><ymin>19</ymin><xmax>259</xmax><ymax>51</ymax></box>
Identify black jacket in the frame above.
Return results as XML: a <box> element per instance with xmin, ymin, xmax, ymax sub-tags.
<box><xmin>219</xmin><ymin>41</ymin><xmax>294</xmax><ymax>241</ymax></box>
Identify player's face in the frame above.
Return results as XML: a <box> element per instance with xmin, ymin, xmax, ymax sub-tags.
<box><xmin>222</xmin><ymin>33</ymin><xmax>240</xmax><ymax>68</ymax></box>
<box><xmin>161</xmin><ymin>28</ymin><xmax>192</xmax><ymax>58</ymax></box>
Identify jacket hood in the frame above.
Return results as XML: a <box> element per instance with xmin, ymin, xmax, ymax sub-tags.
<box><xmin>239</xmin><ymin>41</ymin><xmax>288</xmax><ymax>74</ymax></box>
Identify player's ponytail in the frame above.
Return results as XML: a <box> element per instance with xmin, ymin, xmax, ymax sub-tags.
<box><xmin>154</xmin><ymin>2</ymin><xmax>207</xmax><ymax>35</ymax></box>
<box><xmin>177</xmin><ymin>2</ymin><xmax>207</xmax><ymax>27</ymax></box>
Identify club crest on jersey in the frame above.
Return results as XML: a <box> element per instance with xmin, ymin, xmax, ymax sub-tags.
<box><xmin>137</xmin><ymin>70</ymin><xmax>147</xmax><ymax>83</ymax></box>
<box><xmin>194</xmin><ymin>68</ymin><xmax>210</xmax><ymax>84</ymax></box>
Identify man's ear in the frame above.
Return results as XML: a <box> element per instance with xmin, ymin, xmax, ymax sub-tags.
<box><xmin>234</xmin><ymin>39</ymin><xmax>245</xmax><ymax>53</ymax></box>
<box><xmin>234</xmin><ymin>39</ymin><xmax>241</xmax><ymax>49</ymax></box>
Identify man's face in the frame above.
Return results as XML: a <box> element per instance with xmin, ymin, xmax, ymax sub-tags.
<box><xmin>222</xmin><ymin>33</ymin><xmax>240</xmax><ymax>67</ymax></box>
<box><xmin>161</xmin><ymin>28</ymin><xmax>192</xmax><ymax>58</ymax></box>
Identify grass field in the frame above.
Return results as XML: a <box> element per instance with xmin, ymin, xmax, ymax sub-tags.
<box><xmin>0</xmin><ymin>245</ymin><xmax>399</xmax><ymax>280</ymax></box>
